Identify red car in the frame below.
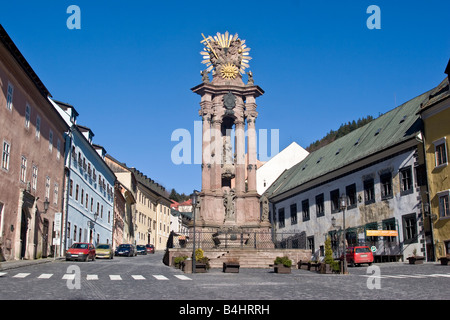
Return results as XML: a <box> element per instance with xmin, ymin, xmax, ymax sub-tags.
<box><xmin>146</xmin><ymin>244</ymin><xmax>155</xmax><ymax>254</ymax></box>
<box><xmin>345</xmin><ymin>246</ymin><xmax>374</xmax><ymax>267</ymax></box>
<box><xmin>66</xmin><ymin>243</ymin><xmax>96</xmax><ymax>262</ymax></box>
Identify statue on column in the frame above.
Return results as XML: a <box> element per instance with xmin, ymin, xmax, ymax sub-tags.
<box><xmin>260</xmin><ymin>194</ymin><xmax>270</xmax><ymax>223</ymax></box>
<box><xmin>223</xmin><ymin>189</ymin><xmax>236</xmax><ymax>222</ymax></box>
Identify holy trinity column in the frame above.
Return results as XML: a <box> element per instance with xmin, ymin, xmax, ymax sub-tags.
<box><xmin>191</xmin><ymin>32</ymin><xmax>271</xmax><ymax>234</ymax></box>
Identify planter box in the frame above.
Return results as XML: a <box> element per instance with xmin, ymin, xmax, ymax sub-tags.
<box><xmin>274</xmin><ymin>264</ymin><xmax>291</xmax><ymax>274</ymax></box>
<box><xmin>407</xmin><ymin>256</ymin><xmax>425</xmax><ymax>264</ymax></box>
<box><xmin>195</xmin><ymin>263</ymin><xmax>208</xmax><ymax>273</ymax></box>
<box><xmin>318</xmin><ymin>263</ymin><xmax>333</xmax><ymax>274</ymax></box>
<box><xmin>438</xmin><ymin>257</ymin><xmax>449</xmax><ymax>265</ymax></box>
<box><xmin>297</xmin><ymin>261</ymin><xmax>310</xmax><ymax>270</ymax></box>
<box><xmin>223</xmin><ymin>263</ymin><xmax>240</xmax><ymax>273</ymax></box>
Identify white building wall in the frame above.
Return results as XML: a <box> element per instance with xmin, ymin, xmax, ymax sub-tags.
<box><xmin>271</xmin><ymin>148</ymin><xmax>424</xmax><ymax>260</ymax></box>
<box><xmin>257</xmin><ymin>142</ymin><xmax>309</xmax><ymax>195</ymax></box>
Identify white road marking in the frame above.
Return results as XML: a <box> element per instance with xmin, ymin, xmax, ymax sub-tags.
<box><xmin>38</xmin><ymin>273</ymin><xmax>53</xmax><ymax>279</ymax></box>
<box><xmin>62</xmin><ymin>274</ymin><xmax>75</xmax><ymax>280</ymax></box>
<box><xmin>109</xmin><ymin>275</ymin><xmax>122</xmax><ymax>280</ymax></box>
<box><xmin>132</xmin><ymin>275</ymin><xmax>146</xmax><ymax>280</ymax></box>
<box><xmin>87</xmin><ymin>274</ymin><xmax>98</xmax><ymax>280</ymax></box>
<box><xmin>13</xmin><ymin>273</ymin><xmax>30</xmax><ymax>278</ymax></box>
<box><xmin>174</xmin><ymin>275</ymin><xmax>192</xmax><ymax>280</ymax></box>
<box><xmin>153</xmin><ymin>275</ymin><xmax>169</xmax><ymax>280</ymax></box>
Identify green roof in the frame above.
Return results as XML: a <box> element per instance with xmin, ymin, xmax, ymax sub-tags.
<box><xmin>265</xmin><ymin>88</ymin><xmax>433</xmax><ymax>201</ymax></box>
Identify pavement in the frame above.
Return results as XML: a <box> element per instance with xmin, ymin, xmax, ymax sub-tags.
<box><xmin>0</xmin><ymin>256</ymin><xmax>64</xmax><ymax>271</ymax></box>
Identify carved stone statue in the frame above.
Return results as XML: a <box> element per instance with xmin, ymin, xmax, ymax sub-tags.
<box><xmin>246</xmin><ymin>71</ymin><xmax>254</xmax><ymax>85</ymax></box>
<box><xmin>200</xmin><ymin>70</ymin><xmax>209</xmax><ymax>83</ymax></box>
<box><xmin>260</xmin><ymin>194</ymin><xmax>269</xmax><ymax>222</ymax></box>
<box><xmin>223</xmin><ymin>189</ymin><xmax>236</xmax><ymax>222</ymax></box>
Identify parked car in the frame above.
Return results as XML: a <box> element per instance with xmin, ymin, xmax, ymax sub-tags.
<box><xmin>115</xmin><ymin>244</ymin><xmax>136</xmax><ymax>257</ymax></box>
<box><xmin>66</xmin><ymin>243</ymin><xmax>96</xmax><ymax>262</ymax></box>
<box><xmin>95</xmin><ymin>244</ymin><xmax>114</xmax><ymax>259</ymax></box>
<box><xmin>146</xmin><ymin>244</ymin><xmax>155</xmax><ymax>254</ymax></box>
<box><xmin>345</xmin><ymin>246</ymin><xmax>374</xmax><ymax>267</ymax></box>
<box><xmin>136</xmin><ymin>245</ymin><xmax>147</xmax><ymax>255</ymax></box>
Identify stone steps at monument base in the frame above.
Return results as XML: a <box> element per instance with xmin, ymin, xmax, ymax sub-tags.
<box><xmin>207</xmin><ymin>249</ymin><xmax>311</xmax><ymax>269</ymax></box>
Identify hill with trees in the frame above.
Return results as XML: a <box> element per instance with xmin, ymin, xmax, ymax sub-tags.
<box><xmin>306</xmin><ymin>115</ymin><xmax>375</xmax><ymax>153</ymax></box>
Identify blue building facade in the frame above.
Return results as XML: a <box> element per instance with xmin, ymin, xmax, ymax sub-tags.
<box><xmin>51</xmin><ymin>99</ymin><xmax>115</xmax><ymax>250</ymax></box>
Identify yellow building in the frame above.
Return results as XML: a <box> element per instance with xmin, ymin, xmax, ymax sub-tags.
<box><xmin>131</xmin><ymin>168</ymin><xmax>171</xmax><ymax>250</ymax></box>
<box><xmin>419</xmin><ymin>60</ymin><xmax>450</xmax><ymax>260</ymax></box>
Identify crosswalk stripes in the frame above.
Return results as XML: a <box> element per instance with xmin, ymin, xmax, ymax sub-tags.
<box><xmin>13</xmin><ymin>273</ymin><xmax>30</xmax><ymax>278</ymax></box>
<box><xmin>174</xmin><ymin>275</ymin><xmax>192</xmax><ymax>280</ymax></box>
<box><xmin>361</xmin><ymin>273</ymin><xmax>450</xmax><ymax>279</ymax></box>
<box><xmin>0</xmin><ymin>271</ymin><xmax>191</xmax><ymax>281</ymax></box>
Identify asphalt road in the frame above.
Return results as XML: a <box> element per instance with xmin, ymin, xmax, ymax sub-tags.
<box><xmin>0</xmin><ymin>251</ymin><xmax>448</xmax><ymax>316</ymax></box>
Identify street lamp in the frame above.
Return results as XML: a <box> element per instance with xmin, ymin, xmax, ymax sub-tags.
<box><xmin>43</xmin><ymin>197</ymin><xmax>50</xmax><ymax>213</ymax></box>
<box><xmin>191</xmin><ymin>190</ymin><xmax>199</xmax><ymax>273</ymax></box>
<box><xmin>339</xmin><ymin>194</ymin><xmax>348</xmax><ymax>274</ymax></box>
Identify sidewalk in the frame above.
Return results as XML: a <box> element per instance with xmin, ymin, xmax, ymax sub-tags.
<box><xmin>0</xmin><ymin>257</ymin><xmax>64</xmax><ymax>271</ymax></box>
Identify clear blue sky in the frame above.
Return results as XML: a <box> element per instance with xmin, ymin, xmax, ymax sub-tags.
<box><xmin>1</xmin><ymin>1</ymin><xmax>449</xmax><ymax>195</ymax></box>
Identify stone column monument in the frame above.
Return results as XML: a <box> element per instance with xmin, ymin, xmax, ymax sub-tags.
<box><xmin>191</xmin><ymin>32</ymin><xmax>271</xmax><ymax>236</ymax></box>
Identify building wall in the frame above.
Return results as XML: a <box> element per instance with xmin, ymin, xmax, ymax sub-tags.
<box><xmin>63</xmin><ymin>129</ymin><xmax>114</xmax><ymax>249</ymax></box>
<box><xmin>270</xmin><ymin>148</ymin><xmax>425</xmax><ymax>260</ymax></box>
<box><xmin>0</xmin><ymin>44</ymin><xmax>67</xmax><ymax>261</ymax></box>
<box><xmin>423</xmin><ymin>99</ymin><xmax>450</xmax><ymax>259</ymax></box>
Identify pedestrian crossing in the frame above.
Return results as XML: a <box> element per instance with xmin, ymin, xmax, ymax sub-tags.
<box><xmin>361</xmin><ymin>273</ymin><xmax>450</xmax><ymax>279</ymax></box>
<box><xmin>0</xmin><ymin>271</ymin><xmax>192</xmax><ymax>281</ymax></box>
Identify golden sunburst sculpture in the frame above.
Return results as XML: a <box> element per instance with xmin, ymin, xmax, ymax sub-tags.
<box><xmin>200</xmin><ymin>31</ymin><xmax>252</xmax><ymax>79</ymax></box>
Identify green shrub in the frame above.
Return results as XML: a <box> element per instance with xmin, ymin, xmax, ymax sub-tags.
<box><xmin>274</xmin><ymin>256</ymin><xmax>292</xmax><ymax>268</ymax></box>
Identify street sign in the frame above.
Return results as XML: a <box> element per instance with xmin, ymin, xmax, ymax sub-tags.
<box><xmin>54</xmin><ymin>212</ymin><xmax>62</xmax><ymax>232</ymax></box>
<box><xmin>366</xmin><ymin>230</ymin><xmax>398</xmax><ymax>237</ymax></box>
<box><xmin>371</xmin><ymin>246</ymin><xmax>377</xmax><ymax>252</ymax></box>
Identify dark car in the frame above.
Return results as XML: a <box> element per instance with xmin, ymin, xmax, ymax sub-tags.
<box><xmin>146</xmin><ymin>244</ymin><xmax>155</xmax><ymax>254</ymax></box>
<box><xmin>136</xmin><ymin>245</ymin><xmax>147</xmax><ymax>255</ymax></box>
<box><xmin>115</xmin><ymin>244</ymin><xmax>136</xmax><ymax>257</ymax></box>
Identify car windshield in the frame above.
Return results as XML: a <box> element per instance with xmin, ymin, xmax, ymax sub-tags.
<box><xmin>96</xmin><ymin>245</ymin><xmax>110</xmax><ymax>249</ymax></box>
<box><xmin>118</xmin><ymin>244</ymin><xmax>131</xmax><ymax>248</ymax></box>
<box><xmin>137</xmin><ymin>245</ymin><xmax>145</xmax><ymax>249</ymax></box>
<box><xmin>72</xmin><ymin>243</ymin><xmax>88</xmax><ymax>249</ymax></box>
<box><xmin>355</xmin><ymin>247</ymin><xmax>371</xmax><ymax>253</ymax></box>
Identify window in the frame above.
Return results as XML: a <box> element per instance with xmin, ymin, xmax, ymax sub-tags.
<box><xmin>364</xmin><ymin>179</ymin><xmax>375</xmax><ymax>204</ymax></box>
<box><xmin>53</xmin><ymin>183</ymin><xmax>58</xmax><ymax>205</ymax></box>
<box><xmin>402</xmin><ymin>213</ymin><xmax>417</xmax><ymax>244</ymax></box>
<box><xmin>45</xmin><ymin>176</ymin><xmax>51</xmax><ymax>199</ymax></box>
<box><xmin>56</xmin><ymin>139</ymin><xmax>61</xmax><ymax>160</ymax></box>
<box><xmin>330</xmin><ymin>189</ymin><xmax>340</xmax><ymax>213</ymax></box>
<box><xmin>290</xmin><ymin>204</ymin><xmax>297</xmax><ymax>225</ymax></box>
<box><xmin>31</xmin><ymin>165</ymin><xmax>38</xmax><ymax>190</ymax></box>
<box><xmin>90</xmin><ymin>198</ymin><xmax>93</xmax><ymax>212</ymax></box>
<box><xmin>35</xmin><ymin>115</ymin><xmax>41</xmax><ymax>139</ymax></box>
<box><xmin>69</xmin><ymin>179</ymin><xmax>73</xmax><ymax>197</ymax></box>
<box><xmin>302</xmin><ymin>199</ymin><xmax>310</xmax><ymax>221</ymax></box>
<box><xmin>81</xmin><ymin>189</ymin><xmax>84</xmax><ymax>205</ymax></box>
<box><xmin>438</xmin><ymin>191</ymin><xmax>449</xmax><ymax>219</ymax></box>
<box><xmin>85</xmin><ymin>193</ymin><xmax>89</xmax><ymax>209</ymax></box>
<box><xmin>345</xmin><ymin>184</ymin><xmax>357</xmax><ymax>208</ymax></box>
<box><xmin>49</xmin><ymin>130</ymin><xmax>53</xmax><ymax>152</ymax></box>
<box><xmin>67</xmin><ymin>222</ymin><xmax>71</xmax><ymax>240</ymax></box>
<box><xmin>434</xmin><ymin>138</ymin><xmax>448</xmax><ymax>167</ymax></box>
<box><xmin>25</xmin><ymin>104</ymin><xmax>31</xmax><ymax>128</ymax></box>
<box><xmin>316</xmin><ymin>193</ymin><xmax>325</xmax><ymax>217</ymax></box>
<box><xmin>400</xmin><ymin>167</ymin><xmax>413</xmax><ymax>195</ymax></box>
<box><xmin>75</xmin><ymin>184</ymin><xmax>79</xmax><ymax>201</ymax></box>
<box><xmin>6</xmin><ymin>82</ymin><xmax>13</xmax><ymax>110</ymax></box>
<box><xmin>380</xmin><ymin>172</ymin><xmax>393</xmax><ymax>200</ymax></box>
<box><xmin>2</xmin><ymin>141</ymin><xmax>11</xmax><ymax>170</ymax></box>
<box><xmin>278</xmin><ymin>208</ymin><xmax>285</xmax><ymax>228</ymax></box>
<box><xmin>20</xmin><ymin>156</ymin><xmax>27</xmax><ymax>182</ymax></box>
<box><xmin>307</xmin><ymin>236</ymin><xmax>315</xmax><ymax>254</ymax></box>
<box><xmin>382</xmin><ymin>218</ymin><xmax>397</xmax><ymax>242</ymax></box>
<box><xmin>73</xmin><ymin>225</ymin><xmax>77</xmax><ymax>242</ymax></box>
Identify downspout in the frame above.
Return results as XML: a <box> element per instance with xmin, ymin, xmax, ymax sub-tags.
<box><xmin>62</xmin><ymin>128</ymin><xmax>73</xmax><ymax>253</ymax></box>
